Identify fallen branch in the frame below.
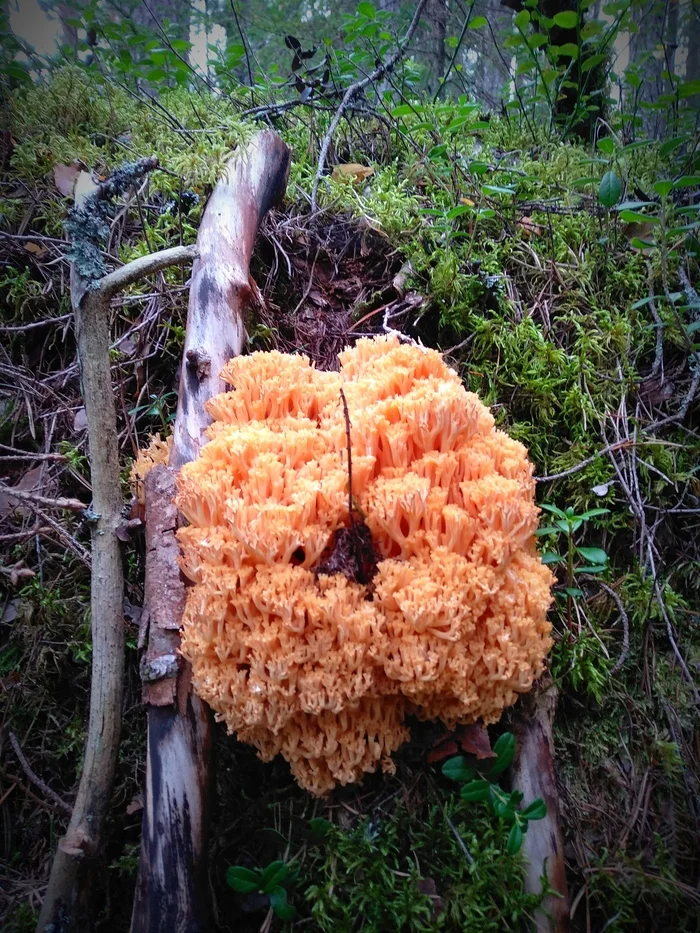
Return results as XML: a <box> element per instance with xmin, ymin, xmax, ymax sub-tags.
<box><xmin>310</xmin><ymin>0</ymin><xmax>428</xmax><ymax>212</ymax></box>
<box><xmin>8</xmin><ymin>732</ymin><xmax>72</xmax><ymax>816</ymax></box>
<box><xmin>130</xmin><ymin>129</ymin><xmax>290</xmax><ymax>933</ymax></box>
<box><xmin>511</xmin><ymin>683</ymin><xmax>569</xmax><ymax>933</ymax></box>
<box><xmin>0</xmin><ymin>483</ymin><xmax>87</xmax><ymax>512</ymax></box>
<box><xmin>37</xmin><ymin>161</ymin><xmax>200</xmax><ymax>933</ymax></box>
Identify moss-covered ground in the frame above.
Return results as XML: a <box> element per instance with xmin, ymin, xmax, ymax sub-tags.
<box><xmin>1</xmin><ymin>69</ymin><xmax>699</xmax><ymax>931</ymax></box>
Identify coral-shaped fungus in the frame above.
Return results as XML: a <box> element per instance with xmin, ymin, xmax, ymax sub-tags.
<box><xmin>175</xmin><ymin>336</ymin><xmax>553</xmax><ymax>795</ymax></box>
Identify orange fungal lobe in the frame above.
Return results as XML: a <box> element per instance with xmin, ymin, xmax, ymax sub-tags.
<box><xmin>175</xmin><ymin>335</ymin><xmax>554</xmax><ymax>795</ymax></box>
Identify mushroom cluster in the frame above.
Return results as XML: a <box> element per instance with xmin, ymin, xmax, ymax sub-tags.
<box><xmin>176</xmin><ymin>336</ymin><xmax>553</xmax><ymax>795</ymax></box>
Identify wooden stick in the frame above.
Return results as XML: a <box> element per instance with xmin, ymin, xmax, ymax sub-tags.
<box><xmin>130</xmin><ymin>129</ymin><xmax>290</xmax><ymax>933</ymax></box>
<box><xmin>37</xmin><ymin>173</ymin><xmax>200</xmax><ymax>933</ymax></box>
<box><xmin>510</xmin><ymin>682</ymin><xmax>570</xmax><ymax>933</ymax></box>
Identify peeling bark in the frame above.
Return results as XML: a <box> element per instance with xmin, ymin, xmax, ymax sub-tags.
<box><xmin>511</xmin><ymin>683</ymin><xmax>569</xmax><ymax>933</ymax></box>
<box><xmin>130</xmin><ymin>130</ymin><xmax>290</xmax><ymax>933</ymax></box>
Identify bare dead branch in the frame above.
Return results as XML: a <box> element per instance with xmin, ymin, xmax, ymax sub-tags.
<box><xmin>0</xmin><ymin>483</ymin><xmax>87</xmax><ymax>512</ymax></box>
<box><xmin>8</xmin><ymin>733</ymin><xmax>72</xmax><ymax>816</ymax></box>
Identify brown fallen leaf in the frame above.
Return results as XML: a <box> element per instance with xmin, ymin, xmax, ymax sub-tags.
<box><xmin>427</xmin><ymin>739</ymin><xmax>459</xmax><ymax>763</ymax></box>
<box><xmin>23</xmin><ymin>241</ymin><xmax>47</xmax><ymax>258</ymax></box>
<box><xmin>126</xmin><ymin>794</ymin><xmax>144</xmax><ymax>816</ymax></box>
<box><xmin>517</xmin><ymin>215</ymin><xmax>544</xmax><ymax>237</ymax></box>
<box><xmin>459</xmin><ymin>197</ymin><xmax>475</xmax><ymax>207</ymax></box>
<box><xmin>0</xmin><ymin>466</ymin><xmax>46</xmax><ymax>519</ymax></box>
<box><xmin>73</xmin><ymin>407</ymin><xmax>88</xmax><ymax>432</ymax></box>
<box><xmin>459</xmin><ymin>723</ymin><xmax>495</xmax><ymax>760</ymax></box>
<box><xmin>331</xmin><ymin>163</ymin><xmax>374</xmax><ymax>183</ymax></box>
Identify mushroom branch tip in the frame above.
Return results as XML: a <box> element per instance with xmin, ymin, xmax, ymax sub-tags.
<box><xmin>136</xmin><ymin>336</ymin><xmax>553</xmax><ymax>796</ymax></box>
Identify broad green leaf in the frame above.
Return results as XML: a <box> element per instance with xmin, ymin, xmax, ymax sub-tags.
<box><xmin>226</xmin><ymin>866</ymin><xmax>261</xmax><ymax>894</ymax></box>
<box><xmin>581</xmin><ymin>53</ymin><xmax>606</xmax><ymax>73</ymax></box>
<box><xmin>556</xmin><ymin>42</ymin><xmax>580</xmax><ymax>58</ymax></box>
<box><xmin>446</xmin><ymin>205</ymin><xmax>472</xmax><ymax>220</ymax></box>
<box><xmin>678</xmin><ymin>79</ymin><xmax>700</xmax><ymax>99</ymax></box>
<box><xmin>270</xmin><ymin>886</ymin><xmax>296</xmax><ymax>921</ymax></box>
<box><xmin>308</xmin><ymin>817</ymin><xmax>334</xmax><ymax>839</ymax></box>
<box><xmin>673</xmin><ymin>176</ymin><xmax>700</xmax><ymax>189</ymax></box>
<box><xmin>564</xmin><ymin>586</ymin><xmax>584</xmax><ymax>597</ymax></box>
<box><xmin>541</xmin><ymin>552</ymin><xmax>565</xmax><ymax>564</ymax></box>
<box><xmin>507</xmin><ymin>822</ymin><xmax>523</xmax><ymax>854</ymax></box>
<box><xmin>521</xmin><ymin>798</ymin><xmax>547</xmax><ymax>820</ymax></box>
<box><xmin>579</xmin><ymin>509</ymin><xmax>610</xmax><ymax>522</ymax></box>
<box><xmin>490</xmin><ymin>732</ymin><xmax>517</xmax><ymax>775</ymax></box>
<box><xmin>469</xmin><ymin>160</ymin><xmax>490</xmax><ymax>175</ymax></box>
<box><xmin>482</xmin><ymin>184</ymin><xmax>515</xmax><ymax>195</ymax></box>
<box><xmin>259</xmin><ymin>860</ymin><xmax>288</xmax><ymax>892</ymax></box>
<box><xmin>442</xmin><ymin>756</ymin><xmax>476</xmax><ymax>783</ymax></box>
<box><xmin>553</xmin><ymin>10</ymin><xmax>578</xmax><ymax>28</ymax></box>
<box><xmin>540</xmin><ymin>503</ymin><xmax>567</xmax><ymax>519</ymax></box>
<box><xmin>357</xmin><ymin>1</ymin><xmax>376</xmax><ymax>17</ymax></box>
<box><xmin>596</xmin><ymin>137</ymin><xmax>616</xmax><ymax>155</ymax></box>
<box><xmin>391</xmin><ymin>104</ymin><xmax>416</xmax><ymax>116</ymax></box>
<box><xmin>575</xmin><ymin>546</ymin><xmax>608</xmax><ymax>564</ymax></box>
<box><xmin>469</xmin><ymin>15</ymin><xmax>488</xmax><ymax>29</ymax></box>
<box><xmin>514</xmin><ymin>9</ymin><xmax>531</xmax><ymax>29</ymax></box>
<box><xmin>619</xmin><ymin>210</ymin><xmax>659</xmax><ymax>224</ymax></box>
<box><xmin>653</xmin><ymin>179</ymin><xmax>673</xmax><ymax>197</ymax></box>
<box><xmin>599</xmin><ymin>171</ymin><xmax>621</xmax><ymax>208</ymax></box>
<box><xmin>460</xmin><ymin>779</ymin><xmax>491</xmax><ymax>801</ymax></box>
<box><xmin>576</xmin><ymin>565</ymin><xmax>607</xmax><ymax>574</ymax></box>
<box><xmin>535</xmin><ymin>526</ymin><xmax>561</xmax><ymax>536</ymax></box>
<box><xmin>428</xmin><ymin>144</ymin><xmax>448</xmax><ymax>160</ymax></box>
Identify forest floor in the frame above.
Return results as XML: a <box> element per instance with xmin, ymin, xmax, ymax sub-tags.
<box><xmin>1</xmin><ymin>70</ymin><xmax>699</xmax><ymax>932</ymax></box>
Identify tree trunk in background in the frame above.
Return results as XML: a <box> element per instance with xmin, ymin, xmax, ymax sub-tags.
<box><xmin>629</xmin><ymin>0</ymin><xmax>677</xmax><ymax>138</ymax></box>
<box><xmin>470</xmin><ymin>0</ymin><xmax>512</xmax><ymax>109</ymax></box>
<box><xmin>683</xmin><ymin>0</ymin><xmax>700</xmax><ymax>110</ymax></box>
<box><xmin>132</xmin><ymin>0</ymin><xmax>191</xmax><ymax>43</ymax></box>
<box><xmin>425</xmin><ymin>0</ymin><xmax>447</xmax><ymax>96</ymax></box>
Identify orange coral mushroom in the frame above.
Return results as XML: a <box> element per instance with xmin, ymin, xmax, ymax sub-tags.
<box><xmin>176</xmin><ymin>335</ymin><xmax>553</xmax><ymax>795</ymax></box>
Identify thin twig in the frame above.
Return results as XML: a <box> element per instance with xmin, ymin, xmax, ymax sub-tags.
<box><xmin>0</xmin><ymin>314</ymin><xmax>73</xmax><ymax>334</ymax></box>
<box><xmin>583</xmin><ymin>577</ymin><xmax>630</xmax><ymax>674</ymax></box>
<box><xmin>535</xmin><ymin>441</ymin><xmax>631</xmax><ymax>483</ymax></box>
<box><xmin>8</xmin><ymin>733</ymin><xmax>72</xmax><ymax>816</ymax></box>
<box><xmin>0</xmin><ymin>483</ymin><xmax>86</xmax><ymax>512</ymax></box>
<box><xmin>310</xmin><ymin>0</ymin><xmax>428</xmax><ymax>212</ymax></box>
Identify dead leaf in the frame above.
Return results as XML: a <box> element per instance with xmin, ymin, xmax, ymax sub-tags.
<box><xmin>427</xmin><ymin>739</ymin><xmax>458</xmax><ymax>763</ymax></box>
<box><xmin>126</xmin><ymin>794</ymin><xmax>144</xmax><ymax>815</ymax></box>
<box><xmin>73</xmin><ymin>408</ymin><xmax>88</xmax><ymax>432</ymax></box>
<box><xmin>54</xmin><ymin>162</ymin><xmax>82</xmax><ymax>197</ymax></box>
<box><xmin>0</xmin><ymin>466</ymin><xmax>47</xmax><ymax>519</ymax></box>
<box><xmin>517</xmin><ymin>216</ymin><xmax>544</xmax><ymax>237</ymax></box>
<box><xmin>73</xmin><ymin>170</ymin><xmax>98</xmax><ymax>204</ymax></box>
<box><xmin>459</xmin><ymin>724</ymin><xmax>495</xmax><ymax>760</ymax></box>
<box><xmin>23</xmin><ymin>241</ymin><xmax>47</xmax><ymax>258</ymax></box>
<box><xmin>459</xmin><ymin>197</ymin><xmax>475</xmax><ymax>207</ymax></box>
<box><xmin>331</xmin><ymin>163</ymin><xmax>374</xmax><ymax>184</ymax></box>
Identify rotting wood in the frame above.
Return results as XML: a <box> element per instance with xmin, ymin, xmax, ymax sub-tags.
<box><xmin>511</xmin><ymin>681</ymin><xmax>570</xmax><ymax>933</ymax></box>
<box><xmin>37</xmin><ymin>162</ymin><xmax>199</xmax><ymax>933</ymax></box>
<box><xmin>130</xmin><ymin>129</ymin><xmax>290</xmax><ymax>933</ymax></box>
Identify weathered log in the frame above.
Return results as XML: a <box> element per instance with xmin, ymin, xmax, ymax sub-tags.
<box><xmin>511</xmin><ymin>682</ymin><xmax>570</xmax><ymax>933</ymax></box>
<box><xmin>130</xmin><ymin>129</ymin><xmax>290</xmax><ymax>933</ymax></box>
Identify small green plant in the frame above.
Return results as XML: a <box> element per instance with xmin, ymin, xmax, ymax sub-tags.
<box><xmin>442</xmin><ymin>732</ymin><xmax>547</xmax><ymax>855</ymax></box>
<box><xmin>226</xmin><ymin>859</ymin><xmax>297</xmax><ymax>921</ymax></box>
<box><xmin>537</xmin><ymin>504</ymin><xmax>609</xmax><ymax>598</ymax></box>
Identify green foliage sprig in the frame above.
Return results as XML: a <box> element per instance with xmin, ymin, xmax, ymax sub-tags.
<box><xmin>442</xmin><ymin>732</ymin><xmax>547</xmax><ymax>855</ymax></box>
